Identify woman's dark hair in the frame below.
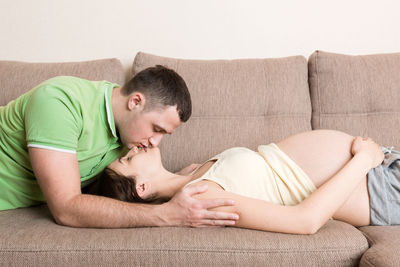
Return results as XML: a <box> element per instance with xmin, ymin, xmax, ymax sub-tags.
<box><xmin>86</xmin><ymin>167</ymin><xmax>149</xmax><ymax>203</ymax></box>
<box><xmin>122</xmin><ymin>65</ymin><xmax>192</xmax><ymax>122</ymax></box>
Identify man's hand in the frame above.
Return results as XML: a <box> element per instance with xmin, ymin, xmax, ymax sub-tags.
<box><xmin>175</xmin><ymin>163</ymin><xmax>202</xmax><ymax>175</ymax></box>
<box><xmin>159</xmin><ymin>184</ymin><xmax>239</xmax><ymax>227</ymax></box>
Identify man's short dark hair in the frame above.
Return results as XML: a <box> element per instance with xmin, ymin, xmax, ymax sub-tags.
<box><xmin>122</xmin><ymin>65</ymin><xmax>192</xmax><ymax>122</ymax></box>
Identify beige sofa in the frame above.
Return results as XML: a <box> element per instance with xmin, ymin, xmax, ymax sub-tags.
<box><xmin>1</xmin><ymin>51</ymin><xmax>400</xmax><ymax>266</ymax></box>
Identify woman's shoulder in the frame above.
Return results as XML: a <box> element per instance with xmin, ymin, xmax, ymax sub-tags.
<box><xmin>213</xmin><ymin>147</ymin><xmax>257</xmax><ymax>159</ymax></box>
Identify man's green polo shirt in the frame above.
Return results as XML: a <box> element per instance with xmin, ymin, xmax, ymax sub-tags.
<box><xmin>0</xmin><ymin>76</ymin><xmax>124</xmax><ymax>210</ymax></box>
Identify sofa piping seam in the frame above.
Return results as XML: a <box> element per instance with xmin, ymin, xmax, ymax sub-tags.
<box><xmin>0</xmin><ymin>246</ymin><xmax>368</xmax><ymax>254</ymax></box>
<box><xmin>190</xmin><ymin>114</ymin><xmax>310</xmax><ymax>119</ymax></box>
<box><xmin>317</xmin><ymin>111</ymin><xmax>400</xmax><ymax>117</ymax></box>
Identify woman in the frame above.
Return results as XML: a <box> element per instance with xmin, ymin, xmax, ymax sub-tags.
<box><xmin>90</xmin><ymin>129</ymin><xmax>397</xmax><ymax>234</ymax></box>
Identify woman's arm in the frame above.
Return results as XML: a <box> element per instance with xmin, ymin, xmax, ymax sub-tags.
<box><xmin>192</xmin><ymin>137</ymin><xmax>384</xmax><ymax>234</ymax></box>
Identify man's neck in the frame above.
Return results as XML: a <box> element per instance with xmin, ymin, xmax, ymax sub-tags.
<box><xmin>111</xmin><ymin>87</ymin><xmax>124</xmax><ymax>127</ymax></box>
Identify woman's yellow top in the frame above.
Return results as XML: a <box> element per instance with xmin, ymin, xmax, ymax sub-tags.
<box><xmin>186</xmin><ymin>143</ymin><xmax>316</xmax><ymax>205</ymax></box>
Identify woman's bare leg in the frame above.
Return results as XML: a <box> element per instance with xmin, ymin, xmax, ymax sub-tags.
<box><xmin>277</xmin><ymin>130</ymin><xmax>371</xmax><ymax>226</ymax></box>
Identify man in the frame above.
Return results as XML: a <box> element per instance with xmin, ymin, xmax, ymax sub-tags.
<box><xmin>0</xmin><ymin>65</ymin><xmax>238</xmax><ymax>228</ymax></box>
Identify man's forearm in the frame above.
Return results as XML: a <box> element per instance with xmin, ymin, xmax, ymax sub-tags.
<box><xmin>54</xmin><ymin>194</ymin><xmax>168</xmax><ymax>228</ymax></box>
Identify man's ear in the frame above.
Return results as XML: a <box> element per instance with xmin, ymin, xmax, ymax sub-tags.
<box><xmin>135</xmin><ymin>180</ymin><xmax>150</xmax><ymax>199</ymax></box>
<box><xmin>128</xmin><ymin>92</ymin><xmax>146</xmax><ymax>110</ymax></box>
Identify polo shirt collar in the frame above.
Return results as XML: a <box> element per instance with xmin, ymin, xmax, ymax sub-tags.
<box><xmin>104</xmin><ymin>83</ymin><xmax>118</xmax><ymax>138</ymax></box>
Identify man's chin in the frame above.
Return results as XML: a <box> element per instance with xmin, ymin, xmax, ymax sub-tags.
<box><xmin>127</xmin><ymin>143</ymin><xmax>141</xmax><ymax>150</ymax></box>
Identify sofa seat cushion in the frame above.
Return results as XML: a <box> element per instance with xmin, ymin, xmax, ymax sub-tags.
<box><xmin>308</xmin><ymin>51</ymin><xmax>400</xmax><ymax>148</ymax></box>
<box><xmin>359</xmin><ymin>226</ymin><xmax>400</xmax><ymax>267</ymax></box>
<box><xmin>0</xmin><ymin>206</ymin><xmax>368</xmax><ymax>266</ymax></box>
<box><xmin>133</xmin><ymin>52</ymin><xmax>312</xmax><ymax>172</ymax></box>
<box><xmin>0</xmin><ymin>58</ymin><xmax>125</xmax><ymax>106</ymax></box>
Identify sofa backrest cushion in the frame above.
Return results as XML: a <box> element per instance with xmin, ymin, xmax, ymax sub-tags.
<box><xmin>133</xmin><ymin>52</ymin><xmax>311</xmax><ymax>171</ymax></box>
<box><xmin>0</xmin><ymin>58</ymin><xmax>125</xmax><ymax>106</ymax></box>
<box><xmin>309</xmin><ymin>51</ymin><xmax>400</xmax><ymax>147</ymax></box>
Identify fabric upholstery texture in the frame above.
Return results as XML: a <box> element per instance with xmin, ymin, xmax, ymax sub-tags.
<box><xmin>308</xmin><ymin>50</ymin><xmax>400</xmax><ymax>148</ymax></box>
<box><xmin>133</xmin><ymin>52</ymin><xmax>312</xmax><ymax>172</ymax></box>
<box><xmin>0</xmin><ymin>206</ymin><xmax>368</xmax><ymax>266</ymax></box>
<box><xmin>2</xmin><ymin>52</ymin><xmax>400</xmax><ymax>265</ymax></box>
<box><xmin>359</xmin><ymin>226</ymin><xmax>400</xmax><ymax>267</ymax></box>
<box><xmin>0</xmin><ymin>58</ymin><xmax>125</xmax><ymax>106</ymax></box>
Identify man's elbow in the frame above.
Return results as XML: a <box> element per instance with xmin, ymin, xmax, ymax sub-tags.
<box><xmin>52</xmin><ymin>210</ymin><xmax>79</xmax><ymax>227</ymax></box>
<box><xmin>48</xmin><ymin>195</ymin><xmax>86</xmax><ymax>227</ymax></box>
<box><xmin>50</xmin><ymin>202</ymin><xmax>82</xmax><ymax>227</ymax></box>
<box><xmin>53</xmin><ymin>215</ymin><xmax>68</xmax><ymax>226</ymax></box>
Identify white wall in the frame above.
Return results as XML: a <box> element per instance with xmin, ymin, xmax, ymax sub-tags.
<box><xmin>1</xmin><ymin>0</ymin><xmax>399</xmax><ymax>74</ymax></box>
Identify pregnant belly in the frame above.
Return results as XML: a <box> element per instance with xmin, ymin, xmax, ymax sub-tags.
<box><xmin>276</xmin><ymin>129</ymin><xmax>371</xmax><ymax>226</ymax></box>
<box><xmin>276</xmin><ymin>129</ymin><xmax>354</xmax><ymax>187</ymax></box>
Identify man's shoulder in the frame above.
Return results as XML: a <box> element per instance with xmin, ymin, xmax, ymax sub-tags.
<box><xmin>37</xmin><ymin>76</ymin><xmax>97</xmax><ymax>89</ymax></box>
<box><xmin>44</xmin><ymin>75</ymin><xmax>88</xmax><ymax>82</ymax></box>
<box><xmin>31</xmin><ymin>76</ymin><xmax>106</xmax><ymax>101</ymax></box>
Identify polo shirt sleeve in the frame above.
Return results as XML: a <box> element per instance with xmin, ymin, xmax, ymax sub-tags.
<box><xmin>24</xmin><ymin>84</ymin><xmax>82</xmax><ymax>154</ymax></box>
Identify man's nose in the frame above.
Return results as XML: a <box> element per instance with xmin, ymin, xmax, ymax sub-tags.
<box><xmin>149</xmin><ymin>134</ymin><xmax>163</xmax><ymax>148</ymax></box>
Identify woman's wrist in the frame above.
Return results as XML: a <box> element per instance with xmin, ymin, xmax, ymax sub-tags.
<box><xmin>353</xmin><ymin>152</ymin><xmax>376</xmax><ymax>173</ymax></box>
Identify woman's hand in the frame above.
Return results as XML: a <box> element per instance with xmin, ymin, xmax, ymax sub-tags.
<box><xmin>351</xmin><ymin>136</ymin><xmax>384</xmax><ymax>169</ymax></box>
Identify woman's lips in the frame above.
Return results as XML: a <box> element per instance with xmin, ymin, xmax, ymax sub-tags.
<box><xmin>139</xmin><ymin>143</ymin><xmax>148</xmax><ymax>152</ymax></box>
